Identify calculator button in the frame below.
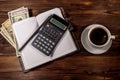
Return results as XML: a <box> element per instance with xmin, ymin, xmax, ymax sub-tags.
<box><xmin>52</xmin><ymin>42</ymin><xmax>55</xmax><ymax>45</ymax></box>
<box><xmin>40</xmin><ymin>47</ymin><xmax>43</xmax><ymax>50</ymax></box>
<box><xmin>43</xmin><ymin>36</ymin><xmax>45</xmax><ymax>39</ymax></box>
<box><xmin>39</xmin><ymin>34</ymin><xmax>42</xmax><ymax>37</ymax></box>
<box><xmin>41</xmin><ymin>34</ymin><xmax>44</xmax><ymax>37</ymax></box>
<box><xmin>43</xmin><ymin>41</ymin><xmax>47</xmax><ymax>44</ymax></box>
<box><xmin>45</xmin><ymin>46</ymin><xmax>48</xmax><ymax>49</ymax></box>
<box><xmin>46</xmin><ymin>51</ymin><xmax>49</xmax><ymax>54</ymax></box>
<box><xmin>33</xmin><ymin>42</ymin><xmax>37</xmax><ymax>45</ymax></box>
<box><xmin>35</xmin><ymin>40</ymin><xmax>39</xmax><ymax>43</ymax></box>
<box><xmin>37</xmin><ymin>45</ymin><xmax>40</xmax><ymax>47</ymax></box>
<box><xmin>42</xmin><ymin>44</ymin><xmax>45</xmax><ymax>47</ymax></box>
<box><xmin>38</xmin><ymin>36</ymin><xmax>41</xmax><ymax>40</ymax></box>
<box><xmin>46</xmin><ymin>24</ymin><xmax>50</xmax><ymax>27</ymax></box>
<box><xmin>43</xmin><ymin>49</ymin><xmax>46</xmax><ymax>52</ymax></box>
<box><xmin>48</xmin><ymin>48</ymin><xmax>51</xmax><ymax>51</ymax></box>
<box><xmin>46</xmin><ymin>38</ymin><xmax>49</xmax><ymax>41</ymax></box>
<box><xmin>41</xmin><ymin>39</ymin><xmax>44</xmax><ymax>42</ymax></box>
<box><xmin>41</xmin><ymin>35</ymin><xmax>44</xmax><ymax>38</ymax></box>
<box><xmin>39</xmin><ymin>42</ymin><xmax>41</xmax><ymax>44</ymax></box>
<box><xmin>49</xmin><ymin>40</ymin><xmax>52</xmax><ymax>43</ymax></box>
<box><xmin>50</xmin><ymin>45</ymin><xmax>53</xmax><ymax>48</ymax></box>
<box><xmin>46</xmin><ymin>43</ymin><xmax>50</xmax><ymax>46</ymax></box>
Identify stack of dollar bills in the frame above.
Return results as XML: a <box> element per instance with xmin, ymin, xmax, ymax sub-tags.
<box><xmin>0</xmin><ymin>7</ymin><xmax>29</xmax><ymax>57</ymax></box>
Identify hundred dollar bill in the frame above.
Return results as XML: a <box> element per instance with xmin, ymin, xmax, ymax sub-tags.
<box><xmin>1</xmin><ymin>27</ymin><xmax>14</xmax><ymax>44</ymax></box>
<box><xmin>1</xmin><ymin>19</ymin><xmax>15</xmax><ymax>45</ymax></box>
<box><xmin>0</xmin><ymin>19</ymin><xmax>20</xmax><ymax>57</ymax></box>
<box><xmin>8</xmin><ymin>7</ymin><xmax>29</xmax><ymax>23</ymax></box>
<box><xmin>1</xmin><ymin>19</ymin><xmax>14</xmax><ymax>40</ymax></box>
<box><xmin>0</xmin><ymin>27</ymin><xmax>15</xmax><ymax>48</ymax></box>
<box><xmin>0</xmin><ymin>27</ymin><xmax>16</xmax><ymax>49</ymax></box>
<box><xmin>0</xmin><ymin>28</ymin><xmax>21</xmax><ymax>57</ymax></box>
<box><xmin>8</xmin><ymin>7</ymin><xmax>25</xmax><ymax>17</ymax></box>
<box><xmin>2</xmin><ymin>19</ymin><xmax>12</xmax><ymax>32</ymax></box>
<box><xmin>0</xmin><ymin>23</ymin><xmax>21</xmax><ymax>57</ymax></box>
<box><xmin>8</xmin><ymin>7</ymin><xmax>25</xmax><ymax>23</ymax></box>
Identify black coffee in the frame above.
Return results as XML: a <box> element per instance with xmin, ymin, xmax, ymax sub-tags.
<box><xmin>90</xmin><ymin>28</ymin><xmax>108</xmax><ymax>45</ymax></box>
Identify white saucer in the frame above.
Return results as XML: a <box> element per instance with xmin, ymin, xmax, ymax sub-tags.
<box><xmin>81</xmin><ymin>26</ymin><xmax>112</xmax><ymax>54</ymax></box>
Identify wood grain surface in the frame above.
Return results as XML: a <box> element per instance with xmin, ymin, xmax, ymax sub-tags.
<box><xmin>0</xmin><ymin>0</ymin><xmax>120</xmax><ymax>80</ymax></box>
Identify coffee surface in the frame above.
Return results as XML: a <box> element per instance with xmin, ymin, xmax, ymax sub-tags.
<box><xmin>90</xmin><ymin>28</ymin><xmax>108</xmax><ymax>45</ymax></box>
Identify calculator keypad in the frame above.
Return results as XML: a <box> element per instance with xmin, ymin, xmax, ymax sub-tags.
<box><xmin>32</xmin><ymin>23</ymin><xmax>61</xmax><ymax>56</ymax></box>
<box><xmin>32</xmin><ymin>33</ymin><xmax>55</xmax><ymax>55</ymax></box>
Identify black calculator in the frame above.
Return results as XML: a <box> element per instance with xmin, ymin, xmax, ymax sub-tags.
<box><xmin>31</xmin><ymin>14</ymin><xmax>70</xmax><ymax>56</ymax></box>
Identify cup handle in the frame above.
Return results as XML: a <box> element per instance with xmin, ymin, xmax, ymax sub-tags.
<box><xmin>111</xmin><ymin>35</ymin><xmax>116</xmax><ymax>40</ymax></box>
<box><xmin>111</xmin><ymin>35</ymin><xmax>120</xmax><ymax>42</ymax></box>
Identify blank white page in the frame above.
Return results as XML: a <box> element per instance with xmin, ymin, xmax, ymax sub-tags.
<box><xmin>12</xmin><ymin>17</ymin><xmax>39</xmax><ymax>49</ymax></box>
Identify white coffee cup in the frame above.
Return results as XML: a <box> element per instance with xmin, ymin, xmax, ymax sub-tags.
<box><xmin>81</xmin><ymin>24</ymin><xmax>115</xmax><ymax>54</ymax></box>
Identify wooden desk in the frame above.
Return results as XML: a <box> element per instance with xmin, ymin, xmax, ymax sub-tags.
<box><xmin>0</xmin><ymin>0</ymin><xmax>120</xmax><ymax>80</ymax></box>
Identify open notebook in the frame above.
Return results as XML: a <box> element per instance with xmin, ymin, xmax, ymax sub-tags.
<box><xmin>12</xmin><ymin>8</ymin><xmax>78</xmax><ymax>72</ymax></box>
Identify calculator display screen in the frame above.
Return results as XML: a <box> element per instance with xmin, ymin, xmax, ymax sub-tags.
<box><xmin>50</xmin><ymin>18</ymin><xmax>67</xmax><ymax>30</ymax></box>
